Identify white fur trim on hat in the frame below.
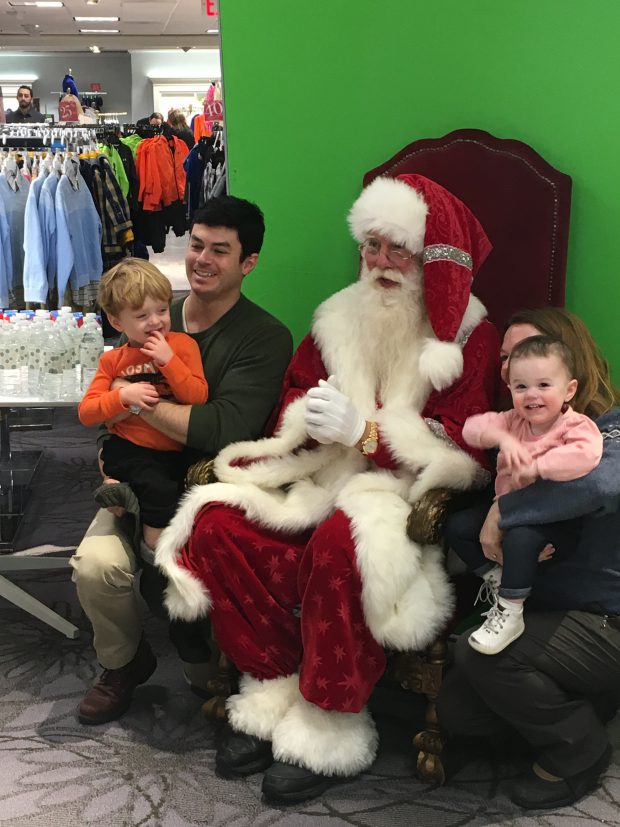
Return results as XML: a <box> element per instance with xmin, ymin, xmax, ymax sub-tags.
<box><xmin>418</xmin><ymin>338</ymin><xmax>464</xmax><ymax>392</ymax></box>
<box><xmin>348</xmin><ymin>176</ymin><xmax>428</xmax><ymax>253</ymax></box>
<box><xmin>272</xmin><ymin>697</ymin><xmax>378</xmax><ymax>777</ymax></box>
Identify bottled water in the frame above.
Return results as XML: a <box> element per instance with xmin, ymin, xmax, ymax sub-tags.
<box><xmin>57</xmin><ymin>315</ymin><xmax>81</xmax><ymax>399</ymax></box>
<box><xmin>13</xmin><ymin>319</ymin><xmax>31</xmax><ymax>394</ymax></box>
<box><xmin>80</xmin><ymin>323</ymin><xmax>104</xmax><ymax>391</ymax></box>
<box><xmin>27</xmin><ymin>319</ymin><xmax>46</xmax><ymax>395</ymax></box>
<box><xmin>40</xmin><ymin>324</ymin><xmax>66</xmax><ymax>400</ymax></box>
<box><xmin>0</xmin><ymin>323</ymin><xmax>22</xmax><ymax>397</ymax></box>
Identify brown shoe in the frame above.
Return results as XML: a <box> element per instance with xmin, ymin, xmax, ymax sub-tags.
<box><xmin>78</xmin><ymin>638</ymin><xmax>157</xmax><ymax>725</ymax></box>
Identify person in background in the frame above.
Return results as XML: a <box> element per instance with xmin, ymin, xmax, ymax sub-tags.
<box><xmin>136</xmin><ymin>112</ymin><xmax>164</xmax><ymax>128</ymax></box>
<box><xmin>168</xmin><ymin>109</ymin><xmax>195</xmax><ymax>151</ymax></box>
<box><xmin>70</xmin><ymin>196</ymin><xmax>293</xmax><ymax>727</ymax></box>
<box><xmin>6</xmin><ymin>85</ymin><xmax>44</xmax><ymax>123</ymax></box>
<box><xmin>438</xmin><ymin>307</ymin><xmax>620</xmax><ymax>811</ymax></box>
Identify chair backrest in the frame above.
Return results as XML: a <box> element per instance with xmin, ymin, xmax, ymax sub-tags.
<box><xmin>363</xmin><ymin>129</ymin><xmax>572</xmax><ymax>333</ymax></box>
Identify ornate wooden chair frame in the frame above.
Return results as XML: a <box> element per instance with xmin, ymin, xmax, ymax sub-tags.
<box><xmin>189</xmin><ymin>129</ymin><xmax>573</xmax><ymax>782</ymax></box>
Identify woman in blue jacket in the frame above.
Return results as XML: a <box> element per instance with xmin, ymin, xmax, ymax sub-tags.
<box><xmin>438</xmin><ymin>308</ymin><xmax>620</xmax><ymax>810</ymax></box>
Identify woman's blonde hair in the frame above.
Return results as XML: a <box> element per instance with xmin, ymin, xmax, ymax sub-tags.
<box><xmin>507</xmin><ymin>307</ymin><xmax>619</xmax><ymax>418</ymax></box>
<box><xmin>168</xmin><ymin>109</ymin><xmax>189</xmax><ymax>131</ymax></box>
<box><xmin>98</xmin><ymin>258</ymin><xmax>172</xmax><ymax>317</ymax></box>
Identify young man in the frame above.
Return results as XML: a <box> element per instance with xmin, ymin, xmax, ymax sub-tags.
<box><xmin>71</xmin><ymin>196</ymin><xmax>293</xmax><ymax>725</ymax></box>
<box><xmin>6</xmin><ymin>85</ymin><xmax>45</xmax><ymax>123</ymax></box>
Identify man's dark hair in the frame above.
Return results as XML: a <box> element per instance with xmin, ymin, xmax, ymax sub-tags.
<box><xmin>17</xmin><ymin>85</ymin><xmax>33</xmax><ymax>96</ymax></box>
<box><xmin>149</xmin><ymin>112</ymin><xmax>164</xmax><ymax>121</ymax></box>
<box><xmin>192</xmin><ymin>196</ymin><xmax>265</xmax><ymax>260</ymax></box>
<box><xmin>508</xmin><ymin>334</ymin><xmax>576</xmax><ymax>379</ymax></box>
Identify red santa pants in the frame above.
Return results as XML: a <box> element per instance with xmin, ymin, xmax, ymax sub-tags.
<box><xmin>177</xmin><ymin>504</ymin><xmax>387</xmax><ymax>712</ymax></box>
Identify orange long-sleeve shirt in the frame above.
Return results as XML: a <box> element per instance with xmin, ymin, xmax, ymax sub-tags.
<box><xmin>78</xmin><ymin>332</ymin><xmax>208</xmax><ymax>451</ymax></box>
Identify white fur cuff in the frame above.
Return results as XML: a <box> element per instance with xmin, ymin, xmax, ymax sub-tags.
<box><xmin>227</xmin><ymin>673</ymin><xmax>300</xmax><ymax>741</ymax></box>
<box><xmin>418</xmin><ymin>338</ymin><xmax>463</xmax><ymax>391</ymax></box>
<box><xmin>272</xmin><ymin>697</ymin><xmax>378</xmax><ymax>777</ymax></box>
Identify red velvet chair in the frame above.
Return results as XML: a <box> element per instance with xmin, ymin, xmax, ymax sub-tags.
<box><xmin>364</xmin><ymin>129</ymin><xmax>572</xmax><ymax>781</ymax></box>
<box><xmin>196</xmin><ymin>129</ymin><xmax>573</xmax><ymax>783</ymax></box>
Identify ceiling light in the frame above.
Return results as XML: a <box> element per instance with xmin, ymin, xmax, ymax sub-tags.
<box><xmin>0</xmin><ymin>73</ymin><xmax>38</xmax><ymax>80</ymax></box>
<box><xmin>79</xmin><ymin>28</ymin><xmax>119</xmax><ymax>33</ymax></box>
<box><xmin>74</xmin><ymin>16</ymin><xmax>119</xmax><ymax>22</ymax></box>
<box><xmin>207</xmin><ymin>29</ymin><xmax>219</xmax><ymax>33</ymax></box>
<box><xmin>9</xmin><ymin>1</ymin><xmax>64</xmax><ymax>6</ymax></box>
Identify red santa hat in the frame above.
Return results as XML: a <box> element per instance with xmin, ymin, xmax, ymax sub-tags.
<box><xmin>348</xmin><ymin>173</ymin><xmax>492</xmax><ymax>390</ymax></box>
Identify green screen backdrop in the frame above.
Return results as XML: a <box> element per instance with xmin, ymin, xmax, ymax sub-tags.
<box><xmin>220</xmin><ymin>0</ymin><xmax>620</xmax><ymax>378</ymax></box>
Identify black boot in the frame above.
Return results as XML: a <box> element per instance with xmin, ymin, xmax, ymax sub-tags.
<box><xmin>215</xmin><ymin>725</ymin><xmax>273</xmax><ymax>778</ymax></box>
<box><xmin>262</xmin><ymin>761</ymin><xmax>340</xmax><ymax>804</ymax></box>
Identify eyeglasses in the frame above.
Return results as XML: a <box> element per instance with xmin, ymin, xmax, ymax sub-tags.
<box><xmin>359</xmin><ymin>239</ymin><xmax>416</xmax><ymax>265</ymax></box>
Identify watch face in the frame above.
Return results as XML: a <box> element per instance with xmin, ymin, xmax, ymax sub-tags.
<box><xmin>363</xmin><ymin>438</ymin><xmax>378</xmax><ymax>455</ymax></box>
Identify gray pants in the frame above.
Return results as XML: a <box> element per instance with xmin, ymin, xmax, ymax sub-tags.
<box><xmin>70</xmin><ymin>509</ymin><xmax>143</xmax><ymax>669</ymax></box>
<box><xmin>437</xmin><ymin>610</ymin><xmax>620</xmax><ymax>777</ymax></box>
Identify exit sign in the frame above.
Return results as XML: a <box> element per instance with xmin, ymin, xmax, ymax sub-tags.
<box><xmin>202</xmin><ymin>0</ymin><xmax>218</xmax><ymax>14</ymax></box>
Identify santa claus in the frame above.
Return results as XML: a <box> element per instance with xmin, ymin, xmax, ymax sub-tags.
<box><xmin>155</xmin><ymin>174</ymin><xmax>499</xmax><ymax>803</ymax></box>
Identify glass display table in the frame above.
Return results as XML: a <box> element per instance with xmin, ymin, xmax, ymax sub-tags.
<box><xmin>0</xmin><ymin>395</ymin><xmax>82</xmax><ymax>639</ymax></box>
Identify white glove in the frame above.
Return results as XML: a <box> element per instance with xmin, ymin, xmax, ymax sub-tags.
<box><xmin>305</xmin><ymin>375</ymin><xmax>366</xmax><ymax>447</ymax></box>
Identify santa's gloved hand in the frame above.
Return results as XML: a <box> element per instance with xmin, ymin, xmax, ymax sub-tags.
<box><xmin>304</xmin><ymin>375</ymin><xmax>366</xmax><ymax>446</ymax></box>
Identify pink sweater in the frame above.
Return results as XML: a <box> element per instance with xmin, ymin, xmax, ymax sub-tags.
<box><xmin>463</xmin><ymin>408</ymin><xmax>603</xmax><ymax>496</ymax></box>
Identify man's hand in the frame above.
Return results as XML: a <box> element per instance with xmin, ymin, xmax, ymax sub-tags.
<box><xmin>102</xmin><ymin>477</ymin><xmax>127</xmax><ymax>517</ymax></box>
<box><xmin>305</xmin><ymin>376</ymin><xmax>366</xmax><ymax>446</ymax></box>
<box><xmin>479</xmin><ymin>500</ymin><xmax>504</xmax><ymax>565</ymax></box>
<box><xmin>97</xmin><ymin>451</ymin><xmax>125</xmax><ymax>516</ymax></box>
<box><xmin>514</xmin><ymin>460</ymin><xmax>539</xmax><ymax>488</ymax></box>
<box><xmin>119</xmin><ymin>382</ymin><xmax>160</xmax><ymax>411</ymax></box>
<box><xmin>141</xmin><ymin>331</ymin><xmax>173</xmax><ymax>367</ymax></box>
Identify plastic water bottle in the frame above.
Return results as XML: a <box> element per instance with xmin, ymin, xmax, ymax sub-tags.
<box><xmin>13</xmin><ymin>319</ymin><xmax>31</xmax><ymax>394</ymax></box>
<box><xmin>57</xmin><ymin>315</ymin><xmax>81</xmax><ymax>399</ymax></box>
<box><xmin>27</xmin><ymin>319</ymin><xmax>45</xmax><ymax>395</ymax></box>
<box><xmin>80</xmin><ymin>323</ymin><xmax>104</xmax><ymax>391</ymax></box>
<box><xmin>40</xmin><ymin>324</ymin><xmax>66</xmax><ymax>399</ymax></box>
<box><xmin>0</xmin><ymin>322</ymin><xmax>22</xmax><ymax>397</ymax></box>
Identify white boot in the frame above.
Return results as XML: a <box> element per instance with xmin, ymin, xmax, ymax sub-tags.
<box><xmin>468</xmin><ymin>596</ymin><xmax>525</xmax><ymax>655</ymax></box>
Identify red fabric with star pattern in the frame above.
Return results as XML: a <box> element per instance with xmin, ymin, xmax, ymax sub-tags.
<box><xmin>179</xmin><ymin>503</ymin><xmax>386</xmax><ymax>712</ymax></box>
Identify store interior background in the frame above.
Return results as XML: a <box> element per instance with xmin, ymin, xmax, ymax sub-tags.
<box><xmin>0</xmin><ymin>0</ymin><xmax>222</xmax><ymax>293</ymax></box>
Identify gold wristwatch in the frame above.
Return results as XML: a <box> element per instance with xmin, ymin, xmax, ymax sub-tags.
<box><xmin>361</xmin><ymin>421</ymin><xmax>379</xmax><ymax>456</ymax></box>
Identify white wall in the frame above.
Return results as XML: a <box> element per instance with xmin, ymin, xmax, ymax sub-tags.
<box><xmin>130</xmin><ymin>50</ymin><xmax>221</xmax><ymax>122</ymax></box>
<box><xmin>0</xmin><ymin>53</ymin><xmax>131</xmax><ymax>119</ymax></box>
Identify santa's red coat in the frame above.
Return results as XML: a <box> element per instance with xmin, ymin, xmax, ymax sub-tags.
<box><xmin>156</xmin><ymin>285</ymin><xmax>499</xmax><ymax>713</ymax></box>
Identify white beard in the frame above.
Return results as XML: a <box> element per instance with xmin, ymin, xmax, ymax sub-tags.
<box><xmin>355</xmin><ymin>261</ymin><xmax>432</xmax><ymax>406</ymax></box>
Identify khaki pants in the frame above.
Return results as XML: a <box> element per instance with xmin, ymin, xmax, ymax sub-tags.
<box><xmin>70</xmin><ymin>509</ymin><xmax>143</xmax><ymax>669</ymax></box>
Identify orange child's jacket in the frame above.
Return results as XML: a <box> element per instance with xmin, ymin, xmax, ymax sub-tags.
<box><xmin>78</xmin><ymin>332</ymin><xmax>208</xmax><ymax>452</ymax></box>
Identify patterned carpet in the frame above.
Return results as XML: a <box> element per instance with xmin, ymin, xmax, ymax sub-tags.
<box><xmin>0</xmin><ymin>410</ymin><xmax>618</xmax><ymax>826</ymax></box>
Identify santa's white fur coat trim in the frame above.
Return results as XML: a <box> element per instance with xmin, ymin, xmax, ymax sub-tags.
<box><xmin>272</xmin><ymin>697</ymin><xmax>378</xmax><ymax>776</ymax></box>
<box><xmin>227</xmin><ymin>673</ymin><xmax>300</xmax><ymax>741</ymax></box>
<box><xmin>155</xmin><ymin>283</ymin><xmax>484</xmax><ymax>642</ymax></box>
